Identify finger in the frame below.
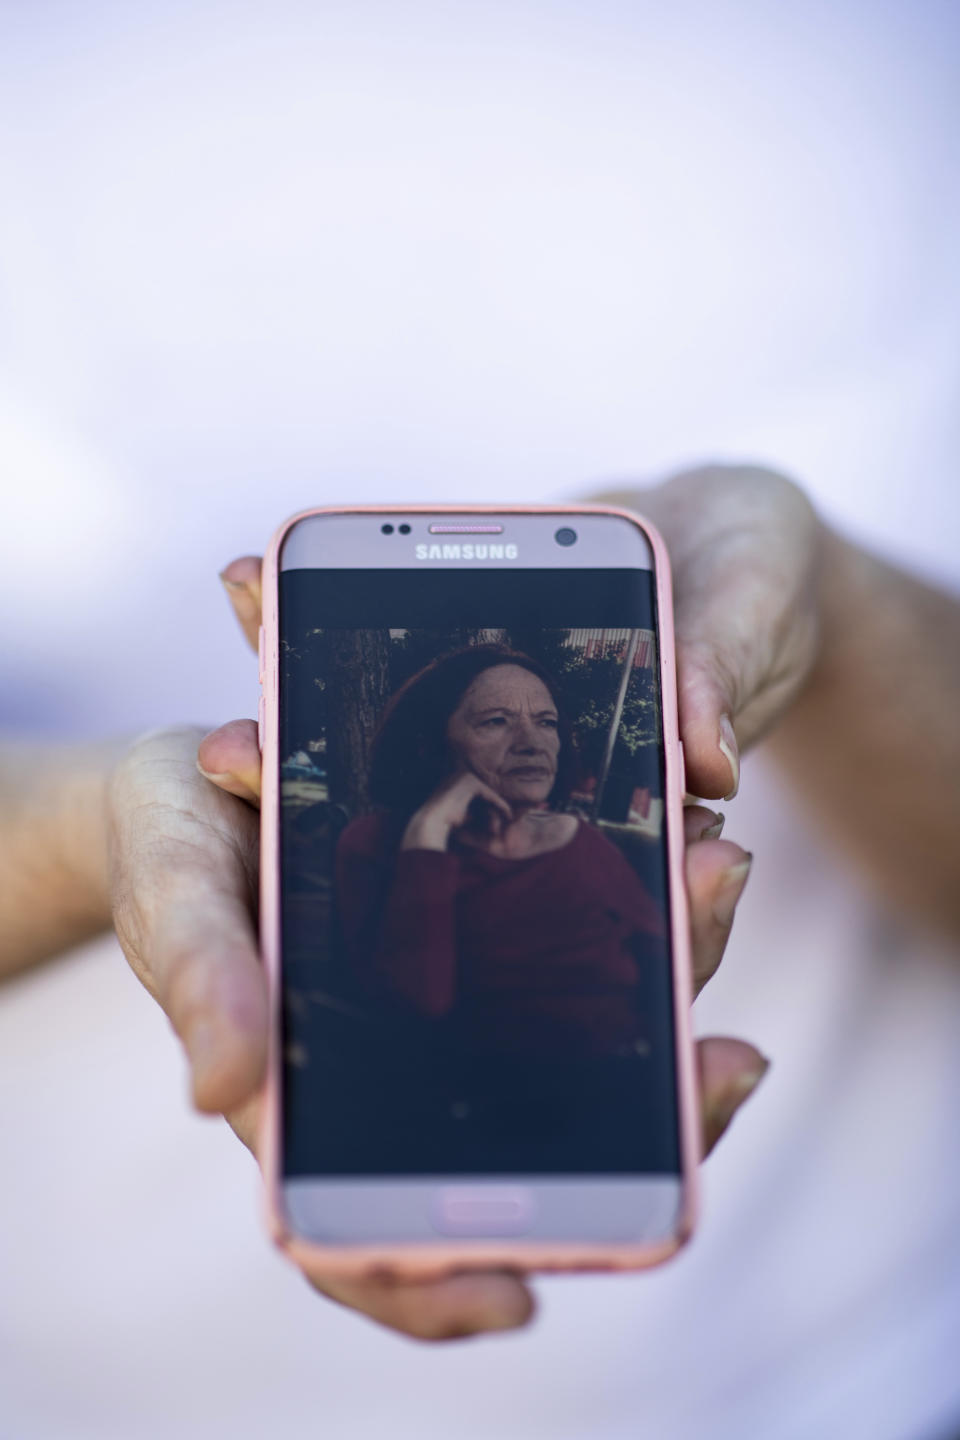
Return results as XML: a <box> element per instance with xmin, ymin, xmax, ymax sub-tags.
<box><xmin>156</xmin><ymin>898</ymin><xmax>267</xmax><ymax>1114</ymax></box>
<box><xmin>472</xmin><ymin>797</ymin><xmax>507</xmax><ymax>840</ymax></box>
<box><xmin>587</xmin><ymin>471</ymin><xmax>819</xmax><ymax>801</ymax></box>
<box><xmin>489</xmin><ymin>798</ymin><xmax>513</xmax><ymax>840</ymax></box>
<box><xmin>477</xmin><ymin>781</ymin><xmax>513</xmax><ymax>821</ymax></box>
<box><xmin>197</xmin><ymin>719</ymin><xmax>263</xmax><ymax>805</ymax></box>
<box><xmin>285</xmin><ymin>1033</ymin><xmax>767</xmax><ymax>1341</ymax></box>
<box><xmin>685</xmin><ymin>838</ymin><xmax>752</xmax><ymax>995</ymax></box>
<box><xmin>146</xmin><ymin>856</ymin><xmax>268</xmax><ymax>1114</ymax></box>
<box><xmin>219</xmin><ymin>555</ymin><xmax>264</xmax><ymax>651</ymax></box>
<box><xmin>307</xmin><ymin>1268</ymin><xmax>535</xmax><ymax>1343</ymax></box>
<box><xmin>667</xmin><ymin>471</ymin><xmax>819</xmax><ymax>799</ymax></box>
<box><xmin>109</xmin><ymin>730</ymin><xmax>268</xmax><ymax>1114</ymax></box>
<box><xmin>697</xmin><ymin>1035</ymin><xmax>770</xmax><ymax>1155</ymax></box>
<box><xmin>587</xmin><ymin>484</ymin><xmax>742</xmax><ymax>800</ymax></box>
<box><xmin>221</xmin><ymin>1090</ymin><xmax>534</xmax><ymax>1342</ymax></box>
<box><xmin>677</xmin><ymin>649</ymin><xmax>744</xmax><ymax>802</ymax></box>
<box><xmin>224</xmin><ymin>1092</ymin><xmax>262</xmax><ymax>1155</ymax></box>
<box><xmin>683</xmin><ymin>804</ymin><xmax>725</xmax><ymax>844</ymax></box>
<box><xmin>583</xmin><ymin>483</ymin><xmax>740</xmax><ymax>799</ymax></box>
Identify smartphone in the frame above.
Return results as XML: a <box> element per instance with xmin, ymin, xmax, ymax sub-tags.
<box><xmin>257</xmin><ymin>505</ymin><xmax>699</xmax><ymax>1280</ymax></box>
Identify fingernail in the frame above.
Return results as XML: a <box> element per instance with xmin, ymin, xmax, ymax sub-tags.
<box><xmin>479</xmin><ymin>1308</ymin><xmax>529</xmax><ymax>1334</ymax></box>
<box><xmin>476</xmin><ymin>1293</ymin><xmax>532</xmax><ymax>1333</ymax></box>
<box><xmin>718</xmin><ymin>714</ymin><xmax>739</xmax><ymax>801</ymax></box>
<box><xmin>713</xmin><ymin>852</ymin><xmax>753</xmax><ymax>927</ymax></box>
<box><xmin>219</xmin><ymin>572</ymin><xmax>258</xmax><ymax>622</ymax></box>
<box><xmin>701</xmin><ymin>810</ymin><xmax>725</xmax><ymax>841</ymax></box>
<box><xmin>707</xmin><ymin>1058</ymin><xmax>770</xmax><ymax>1133</ymax></box>
<box><xmin>196</xmin><ymin>760</ymin><xmax>233</xmax><ymax>785</ymax></box>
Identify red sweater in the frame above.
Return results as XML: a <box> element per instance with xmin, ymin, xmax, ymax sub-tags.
<box><xmin>334</xmin><ymin>811</ymin><xmax>666</xmax><ymax>1056</ymax></box>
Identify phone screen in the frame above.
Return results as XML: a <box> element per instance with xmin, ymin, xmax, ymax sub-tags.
<box><xmin>277</xmin><ymin>551</ymin><xmax>680</xmax><ymax>1182</ymax></box>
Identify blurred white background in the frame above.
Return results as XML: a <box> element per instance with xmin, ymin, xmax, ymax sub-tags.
<box><xmin>2</xmin><ymin>0</ymin><xmax>958</xmax><ymax>736</ymax></box>
<box><xmin>1</xmin><ymin>3</ymin><xmax>958</xmax><ymax>1438</ymax></box>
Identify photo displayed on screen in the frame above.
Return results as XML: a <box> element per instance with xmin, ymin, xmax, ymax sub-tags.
<box><xmin>279</xmin><ymin>587</ymin><xmax>680</xmax><ymax>1178</ymax></box>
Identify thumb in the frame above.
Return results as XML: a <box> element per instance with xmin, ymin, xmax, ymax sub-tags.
<box><xmin>676</xmin><ymin>648</ymin><xmax>742</xmax><ymax>806</ymax></box>
<box><xmin>150</xmin><ymin>872</ymin><xmax>268</xmax><ymax>1114</ymax></box>
<box><xmin>109</xmin><ymin>728</ymin><xmax>268</xmax><ymax>1116</ymax></box>
<box><xmin>677</xmin><ymin>646</ymin><xmax>742</xmax><ymax>802</ymax></box>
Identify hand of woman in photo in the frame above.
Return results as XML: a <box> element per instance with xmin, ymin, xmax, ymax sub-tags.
<box><xmin>401</xmin><ymin>770</ymin><xmax>514</xmax><ymax>852</ymax></box>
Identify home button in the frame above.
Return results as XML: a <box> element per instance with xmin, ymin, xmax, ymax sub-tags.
<box><xmin>430</xmin><ymin>1186</ymin><xmax>536</xmax><ymax>1237</ymax></box>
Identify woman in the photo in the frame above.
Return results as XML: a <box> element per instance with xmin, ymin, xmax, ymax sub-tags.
<box><xmin>334</xmin><ymin>645</ymin><xmax>667</xmax><ymax>1061</ymax></box>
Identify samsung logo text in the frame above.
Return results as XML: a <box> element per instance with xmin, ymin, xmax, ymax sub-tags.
<box><xmin>415</xmin><ymin>542</ymin><xmax>519</xmax><ymax>561</ymax></box>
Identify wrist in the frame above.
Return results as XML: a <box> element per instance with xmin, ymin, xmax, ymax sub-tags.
<box><xmin>791</xmin><ymin>521</ymin><xmax>864</xmax><ymax>705</ymax></box>
<box><xmin>0</xmin><ymin>738</ymin><xmax>124</xmax><ymax>979</ymax></box>
<box><xmin>401</xmin><ymin>813</ymin><xmax>449</xmax><ymax>852</ymax></box>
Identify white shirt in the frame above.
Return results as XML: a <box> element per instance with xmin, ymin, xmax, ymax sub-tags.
<box><xmin>1</xmin><ymin>5</ymin><xmax>958</xmax><ymax>1437</ymax></box>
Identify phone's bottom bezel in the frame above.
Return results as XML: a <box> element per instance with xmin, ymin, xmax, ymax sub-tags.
<box><xmin>273</xmin><ymin>1175</ymin><xmax>690</xmax><ymax>1278</ymax></box>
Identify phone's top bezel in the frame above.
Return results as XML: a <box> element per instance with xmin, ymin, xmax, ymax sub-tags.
<box><xmin>279</xmin><ymin>509</ymin><xmax>654</xmax><ymax>570</ymax></box>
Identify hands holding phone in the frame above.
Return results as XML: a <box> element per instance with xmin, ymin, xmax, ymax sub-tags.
<box><xmin>108</xmin><ymin>463</ymin><xmax>822</xmax><ymax>1340</ymax></box>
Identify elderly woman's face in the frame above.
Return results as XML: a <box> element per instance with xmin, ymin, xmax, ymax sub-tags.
<box><xmin>447</xmin><ymin>664</ymin><xmax>560</xmax><ymax>806</ymax></box>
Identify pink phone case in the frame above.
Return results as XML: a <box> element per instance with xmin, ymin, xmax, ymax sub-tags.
<box><xmin>257</xmin><ymin>503</ymin><xmax>699</xmax><ymax>1280</ymax></box>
